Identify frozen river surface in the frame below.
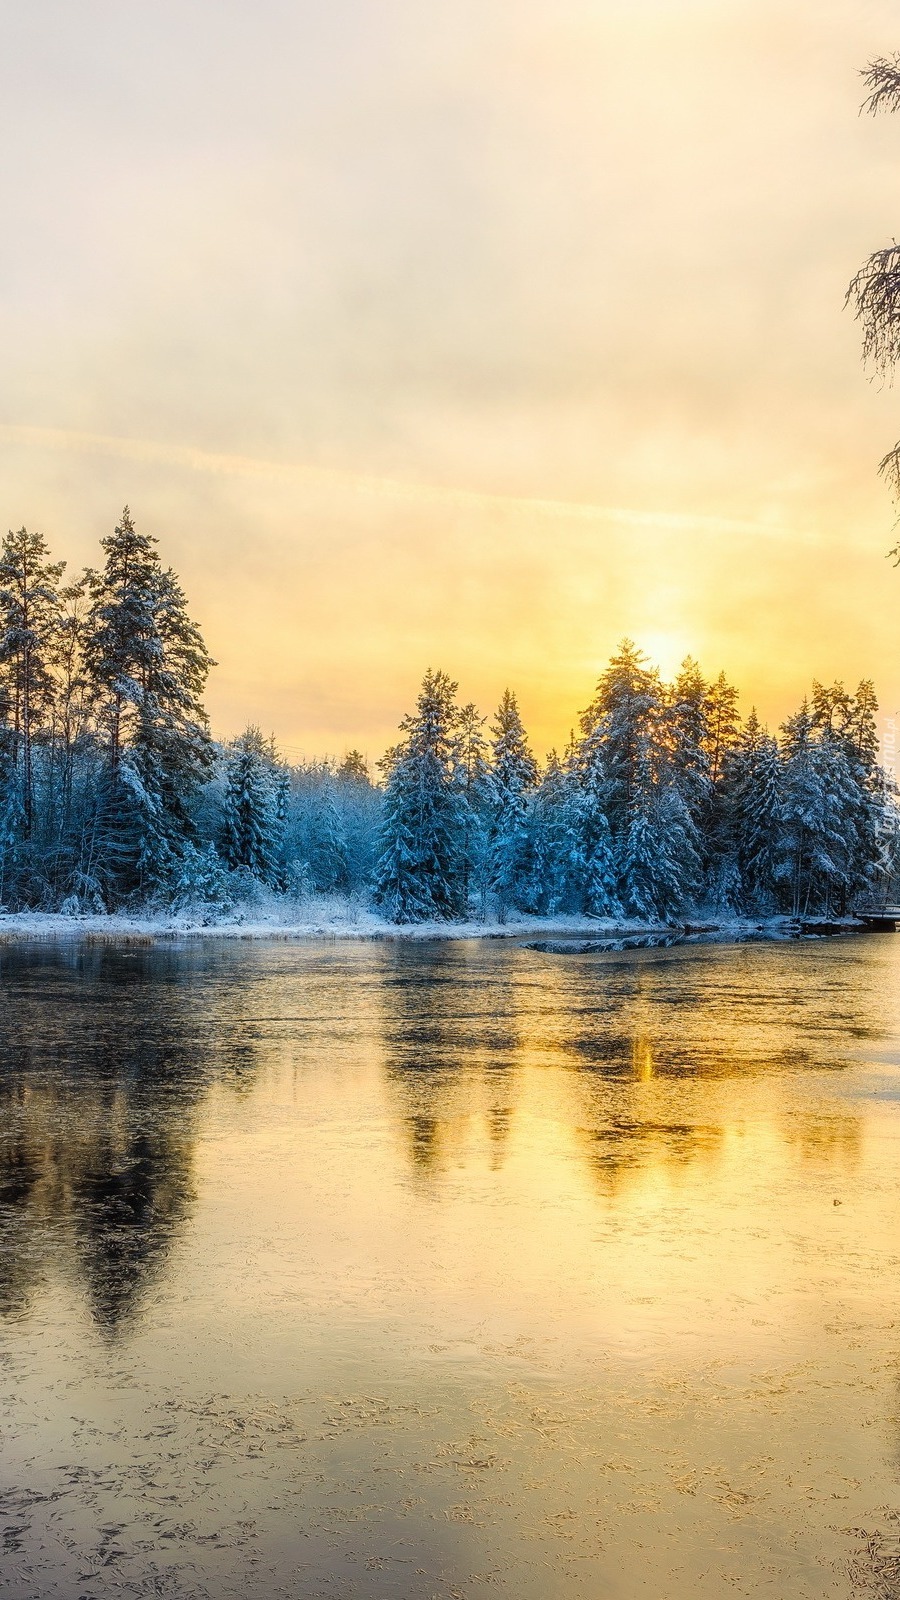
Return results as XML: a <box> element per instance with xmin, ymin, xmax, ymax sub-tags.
<box><xmin>1</xmin><ymin>935</ymin><xmax>900</xmax><ymax>1599</ymax></box>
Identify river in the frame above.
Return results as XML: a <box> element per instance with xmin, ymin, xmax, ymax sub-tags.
<box><xmin>1</xmin><ymin>935</ymin><xmax>899</xmax><ymax>1598</ymax></box>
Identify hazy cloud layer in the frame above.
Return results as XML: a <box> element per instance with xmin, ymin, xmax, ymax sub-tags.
<box><xmin>1</xmin><ymin>0</ymin><xmax>898</xmax><ymax>756</ymax></box>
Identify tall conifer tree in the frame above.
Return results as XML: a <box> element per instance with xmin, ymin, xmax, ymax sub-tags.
<box><xmin>372</xmin><ymin>670</ymin><xmax>467</xmax><ymax>922</ymax></box>
<box><xmin>487</xmin><ymin>689</ymin><xmax>537</xmax><ymax>915</ymax></box>
<box><xmin>0</xmin><ymin>527</ymin><xmax>64</xmax><ymax>839</ymax></box>
<box><xmin>84</xmin><ymin>508</ymin><xmax>214</xmax><ymax>893</ymax></box>
<box><xmin>221</xmin><ymin>727</ymin><xmax>284</xmax><ymax>885</ymax></box>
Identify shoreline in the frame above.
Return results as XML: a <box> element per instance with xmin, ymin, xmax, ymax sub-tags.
<box><xmin>0</xmin><ymin>909</ymin><xmax>879</xmax><ymax>948</ymax></box>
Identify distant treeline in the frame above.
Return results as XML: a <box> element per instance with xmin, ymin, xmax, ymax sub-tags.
<box><xmin>0</xmin><ymin>510</ymin><xmax>897</xmax><ymax>920</ymax></box>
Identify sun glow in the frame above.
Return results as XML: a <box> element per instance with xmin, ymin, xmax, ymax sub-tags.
<box><xmin>0</xmin><ymin>0</ymin><xmax>896</xmax><ymax>754</ymax></box>
<box><xmin>633</xmin><ymin>632</ymin><xmax>697</xmax><ymax>684</ymax></box>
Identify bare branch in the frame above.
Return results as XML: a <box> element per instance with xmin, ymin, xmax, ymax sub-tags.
<box><xmin>856</xmin><ymin>60</ymin><xmax>900</xmax><ymax>529</ymax></box>
<box><xmin>846</xmin><ymin>246</ymin><xmax>900</xmax><ymax>374</ymax></box>
<box><xmin>877</xmin><ymin>442</ymin><xmax>900</xmax><ymax>502</ymax></box>
<box><xmin>861</xmin><ymin>56</ymin><xmax>900</xmax><ymax>115</ymax></box>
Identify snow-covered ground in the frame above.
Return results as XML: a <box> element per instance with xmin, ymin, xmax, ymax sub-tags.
<box><xmin>0</xmin><ymin>897</ymin><xmax>863</xmax><ymax>946</ymax></box>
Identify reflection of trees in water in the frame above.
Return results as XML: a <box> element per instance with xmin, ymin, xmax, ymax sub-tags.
<box><xmin>553</xmin><ymin>949</ymin><xmax>875</xmax><ymax>1194</ymax></box>
<box><xmin>781</xmin><ymin>1113</ymin><xmax>862</xmax><ymax>1170</ymax></box>
<box><xmin>575</xmin><ymin>1118</ymin><xmax>726</xmax><ymax>1195</ymax></box>
<box><xmin>551</xmin><ymin>946</ymin><xmax>885</xmax><ymax>1080</ymax></box>
<box><xmin>378</xmin><ymin>944</ymin><xmax>878</xmax><ymax>1197</ymax></box>
<box><xmin>1</xmin><ymin>939</ymin><xmax>883</xmax><ymax>1321</ymax></box>
<box><xmin>377</xmin><ymin>943</ymin><xmax>521</xmax><ymax>1178</ymax></box>
<box><xmin>0</xmin><ymin>944</ymin><xmax>257</xmax><ymax>1331</ymax></box>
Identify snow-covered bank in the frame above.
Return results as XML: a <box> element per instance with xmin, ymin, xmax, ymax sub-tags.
<box><xmin>0</xmin><ymin>901</ymin><xmax>875</xmax><ymax>947</ymax></box>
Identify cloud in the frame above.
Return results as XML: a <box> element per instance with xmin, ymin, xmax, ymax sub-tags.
<box><xmin>0</xmin><ymin>423</ymin><xmax>801</xmax><ymax>538</ymax></box>
<box><xmin>0</xmin><ymin>0</ymin><xmax>898</xmax><ymax>753</ymax></box>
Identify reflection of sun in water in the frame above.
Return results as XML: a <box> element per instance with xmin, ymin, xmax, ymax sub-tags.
<box><xmin>632</xmin><ymin>1035</ymin><xmax>655</xmax><ymax>1081</ymax></box>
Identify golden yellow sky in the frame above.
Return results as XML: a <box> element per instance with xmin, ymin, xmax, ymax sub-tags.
<box><xmin>1</xmin><ymin>0</ymin><xmax>899</xmax><ymax>761</ymax></box>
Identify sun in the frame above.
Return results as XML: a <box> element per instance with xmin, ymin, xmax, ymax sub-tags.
<box><xmin>636</xmin><ymin>630</ymin><xmax>695</xmax><ymax>682</ymax></box>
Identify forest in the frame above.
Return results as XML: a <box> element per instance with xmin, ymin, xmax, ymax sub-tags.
<box><xmin>0</xmin><ymin>509</ymin><xmax>897</xmax><ymax>923</ymax></box>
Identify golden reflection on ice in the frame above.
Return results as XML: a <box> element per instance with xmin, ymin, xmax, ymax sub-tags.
<box><xmin>631</xmin><ymin>1033</ymin><xmax>655</xmax><ymax>1081</ymax></box>
<box><xmin>0</xmin><ymin>935</ymin><xmax>899</xmax><ymax>1598</ymax></box>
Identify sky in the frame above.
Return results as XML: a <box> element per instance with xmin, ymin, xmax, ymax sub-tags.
<box><xmin>1</xmin><ymin>0</ymin><xmax>899</xmax><ymax>763</ymax></box>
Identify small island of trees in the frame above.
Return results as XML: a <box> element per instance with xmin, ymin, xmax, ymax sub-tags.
<box><xmin>0</xmin><ymin>509</ymin><xmax>896</xmax><ymax>924</ymax></box>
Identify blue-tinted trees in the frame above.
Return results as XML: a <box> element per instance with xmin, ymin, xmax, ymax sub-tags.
<box><xmin>0</xmin><ymin>507</ymin><xmax>895</xmax><ymax>923</ymax></box>
<box><xmin>85</xmin><ymin>510</ymin><xmax>214</xmax><ymax>897</ymax></box>
<box><xmin>220</xmin><ymin>727</ymin><xmax>284</xmax><ymax>887</ymax></box>
<box><xmin>372</xmin><ymin>671</ymin><xmax>469</xmax><ymax>922</ymax></box>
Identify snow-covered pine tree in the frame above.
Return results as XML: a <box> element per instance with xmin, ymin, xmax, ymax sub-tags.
<box><xmin>0</xmin><ymin>527</ymin><xmax>65</xmax><ymax>842</ymax></box>
<box><xmin>705</xmin><ymin>672</ymin><xmax>742</xmax><ymax>789</ymax></box>
<box><xmin>617</xmin><ymin>760</ymin><xmax>701</xmax><ymax>921</ymax></box>
<box><xmin>220</xmin><ymin>727</ymin><xmax>284</xmax><ymax>886</ymax></box>
<box><xmin>372</xmin><ymin>670</ymin><xmax>467</xmax><ymax>922</ymax></box>
<box><xmin>577</xmin><ymin>791</ymin><xmax>621</xmax><ymax>917</ymax></box>
<box><xmin>569</xmin><ymin>736</ymin><xmax>621</xmax><ymax>917</ymax></box>
<box><xmin>487</xmin><ymin>689</ymin><xmax>537</xmax><ymax>917</ymax></box>
<box><xmin>273</xmin><ymin>766</ymin><xmax>291</xmax><ymax>889</ymax></box>
<box><xmin>810</xmin><ymin>680</ymin><xmax>853</xmax><ymax>742</ymax></box>
<box><xmin>84</xmin><ymin>509</ymin><xmax>162</xmax><ymax>777</ymax></box>
<box><xmin>490</xmin><ymin>689</ymin><xmax>538</xmax><ymax>799</ymax></box>
<box><xmin>84</xmin><ymin>510</ymin><xmax>214</xmax><ymax>896</ymax></box>
<box><xmin>0</xmin><ymin>678</ymin><xmax>20</xmax><ymax>905</ymax></box>
<box><xmin>576</xmin><ymin>641</ymin><xmax>691</xmax><ymax>915</ymax></box>
<box><xmin>701</xmin><ymin>670</ymin><xmax>742</xmax><ymax>906</ymax></box>
<box><xmin>843</xmin><ymin>679</ymin><xmax>880</xmax><ymax>768</ymax></box>
<box><xmin>722</xmin><ymin>709</ymin><xmax>780</xmax><ymax>910</ymax></box>
<box><xmin>811</xmin><ymin>678</ymin><xmax>885</xmax><ymax>910</ymax></box>
<box><xmin>333</xmin><ymin>760</ymin><xmax>381</xmax><ymax>898</ymax></box>
<box><xmin>577</xmin><ymin>640</ymin><xmax>663</xmax><ymax>837</ymax></box>
<box><xmin>338</xmin><ymin>749</ymin><xmax>369</xmax><ymax>781</ymax></box>
<box><xmin>518</xmin><ymin>751</ymin><xmax>583</xmax><ymax>914</ymax></box>
<box><xmin>664</xmin><ymin>657</ymin><xmax>712</xmax><ymax>815</ymax></box>
<box><xmin>124</xmin><ymin>570</ymin><xmax>214</xmax><ymax>889</ymax></box>
<box><xmin>774</xmin><ymin>700</ymin><xmax>842</xmax><ymax>917</ymax></box>
<box><xmin>844</xmin><ymin>681</ymin><xmax>891</xmax><ymax>906</ymax></box>
<box><xmin>317</xmin><ymin>779</ymin><xmax>352</xmax><ymax>892</ymax></box>
<box><xmin>654</xmin><ymin>655</ymin><xmax>710</xmax><ymax>908</ymax></box>
<box><xmin>47</xmin><ymin>577</ymin><xmax>92</xmax><ymax>852</ymax></box>
<box><xmin>870</xmin><ymin>768</ymin><xmax>900</xmax><ymax>905</ymax></box>
<box><xmin>456</xmin><ymin>701</ymin><xmax>492</xmax><ymax>913</ymax></box>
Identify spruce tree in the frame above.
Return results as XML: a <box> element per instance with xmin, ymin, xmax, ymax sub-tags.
<box><xmin>338</xmin><ymin>749</ymin><xmax>369</xmax><ymax>782</ymax></box>
<box><xmin>724</xmin><ymin>709</ymin><xmax>780</xmax><ymax>910</ymax></box>
<box><xmin>702</xmin><ymin>671</ymin><xmax>742</xmax><ymax>905</ymax></box>
<box><xmin>577</xmin><ymin>640</ymin><xmax>663</xmax><ymax>836</ymax></box>
<box><xmin>48</xmin><ymin>578</ymin><xmax>92</xmax><ymax>846</ymax></box>
<box><xmin>519</xmin><ymin>752</ymin><xmax>583</xmax><ymax>915</ymax></box>
<box><xmin>618</xmin><ymin>764</ymin><xmax>700</xmax><ymax>921</ymax></box>
<box><xmin>570</xmin><ymin>741</ymin><xmax>621</xmax><ymax>917</ymax></box>
<box><xmin>705</xmin><ymin>671</ymin><xmax>742</xmax><ymax>787</ymax></box>
<box><xmin>457</xmin><ymin>701</ymin><xmax>492</xmax><ymax>912</ymax></box>
<box><xmin>220</xmin><ymin>727</ymin><xmax>283</xmax><ymax>885</ymax></box>
<box><xmin>665</xmin><ymin>656</ymin><xmax>712</xmax><ymax>815</ymax></box>
<box><xmin>372</xmin><ymin>670</ymin><xmax>467</xmax><ymax>922</ymax></box>
<box><xmin>774</xmin><ymin>701</ymin><xmax>843</xmax><ymax>917</ymax></box>
<box><xmin>0</xmin><ymin>678</ymin><xmax>19</xmax><ymax>904</ymax></box>
<box><xmin>656</xmin><ymin>655</ymin><xmax>710</xmax><ymax>908</ymax></box>
<box><xmin>332</xmin><ymin>758</ymin><xmax>381</xmax><ymax>897</ymax></box>
<box><xmin>84</xmin><ymin>509</ymin><xmax>214</xmax><ymax>896</ymax></box>
<box><xmin>487</xmin><ymin>689</ymin><xmax>537</xmax><ymax>916</ymax></box>
<box><xmin>0</xmin><ymin>527</ymin><xmax>64</xmax><ymax>840</ymax></box>
<box><xmin>811</xmin><ymin>679</ymin><xmax>884</xmax><ymax>910</ymax></box>
<box><xmin>316</xmin><ymin>779</ymin><xmax>351</xmax><ymax>892</ymax></box>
